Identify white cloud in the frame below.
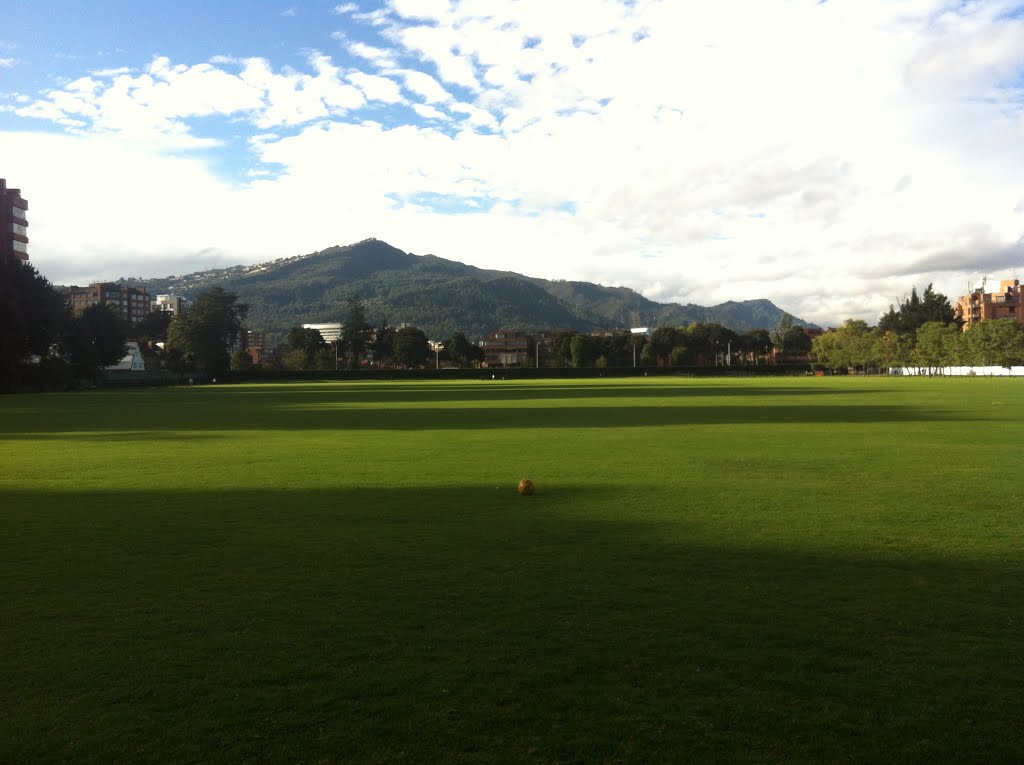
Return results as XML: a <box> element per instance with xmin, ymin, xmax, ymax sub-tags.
<box><xmin>399</xmin><ymin>69</ymin><xmax>452</xmax><ymax>103</ymax></box>
<box><xmin>0</xmin><ymin>57</ymin><xmax>17</xmax><ymax>68</ymax></box>
<box><xmin>4</xmin><ymin>0</ymin><xmax>1024</xmax><ymax>325</ymax></box>
<box><xmin>347</xmin><ymin>71</ymin><xmax>404</xmax><ymax>103</ymax></box>
<box><xmin>412</xmin><ymin>103</ymin><xmax>448</xmax><ymax>120</ymax></box>
<box><xmin>346</xmin><ymin>41</ymin><xmax>399</xmax><ymax>70</ymax></box>
<box><xmin>333</xmin><ymin>2</ymin><xmax>359</xmax><ymax>14</ymax></box>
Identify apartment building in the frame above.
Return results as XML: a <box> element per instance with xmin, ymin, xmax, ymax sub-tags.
<box><xmin>483</xmin><ymin>330</ymin><xmax>533</xmax><ymax>367</ymax></box>
<box><xmin>1</xmin><ymin>178</ymin><xmax>29</xmax><ymax>263</ymax></box>
<box><xmin>65</xmin><ymin>282</ymin><xmax>152</xmax><ymax>324</ymax></box>
<box><xmin>153</xmin><ymin>294</ymin><xmax>190</xmax><ymax>316</ymax></box>
<box><xmin>954</xmin><ymin>279</ymin><xmax>1022</xmax><ymax>329</ymax></box>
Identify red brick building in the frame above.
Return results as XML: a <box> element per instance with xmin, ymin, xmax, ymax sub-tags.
<box><xmin>1</xmin><ymin>178</ymin><xmax>29</xmax><ymax>263</ymax></box>
<box><xmin>65</xmin><ymin>282</ymin><xmax>152</xmax><ymax>324</ymax></box>
<box><xmin>954</xmin><ymin>279</ymin><xmax>1022</xmax><ymax>329</ymax></box>
<box><xmin>483</xmin><ymin>330</ymin><xmax>533</xmax><ymax>367</ymax></box>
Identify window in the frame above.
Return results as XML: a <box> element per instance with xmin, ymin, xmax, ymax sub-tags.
<box><xmin>11</xmin><ymin>239</ymin><xmax>28</xmax><ymax>253</ymax></box>
<box><xmin>8</xmin><ymin>206</ymin><xmax>27</xmax><ymax>222</ymax></box>
<box><xmin>8</xmin><ymin>222</ymin><xmax>27</xmax><ymax>236</ymax></box>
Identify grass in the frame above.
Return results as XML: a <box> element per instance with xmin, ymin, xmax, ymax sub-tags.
<box><xmin>1</xmin><ymin>376</ymin><xmax>1022</xmax><ymax>763</ymax></box>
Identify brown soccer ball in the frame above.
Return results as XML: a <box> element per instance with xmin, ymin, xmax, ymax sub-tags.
<box><xmin>517</xmin><ymin>478</ymin><xmax>535</xmax><ymax>495</ymax></box>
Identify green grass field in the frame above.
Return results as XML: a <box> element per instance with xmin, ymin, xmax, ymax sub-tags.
<box><xmin>2</xmin><ymin>377</ymin><xmax>1022</xmax><ymax>763</ymax></box>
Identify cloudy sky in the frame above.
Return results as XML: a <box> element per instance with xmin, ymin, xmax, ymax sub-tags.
<box><xmin>2</xmin><ymin>0</ymin><xmax>1023</xmax><ymax>324</ymax></box>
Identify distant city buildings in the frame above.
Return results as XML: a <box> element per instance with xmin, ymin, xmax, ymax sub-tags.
<box><xmin>954</xmin><ymin>279</ymin><xmax>1022</xmax><ymax>329</ymax></box>
<box><xmin>154</xmin><ymin>294</ymin><xmax>190</xmax><ymax>316</ymax></box>
<box><xmin>65</xmin><ymin>282</ymin><xmax>152</xmax><ymax>324</ymax></box>
<box><xmin>302</xmin><ymin>322</ymin><xmax>342</xmax><ymax>343</ymax></box>
<box><xmin>483</xmin><ymin>330</ymin><xmax>533</xmax><ymax>367</ymax></box>
<box><xmin>1</xmin><ymin>178</ymin><xmax>29</xmax><ymax>263</ymax></box>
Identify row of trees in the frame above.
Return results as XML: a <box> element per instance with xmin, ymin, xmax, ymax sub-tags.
<box><xmin>813</xmin><ymin>285</ymin><xmax>1024</xmax><ymax>371</ymax></box>
<box><xmin>813</xmin><ymin>319</ymin><xmax>1024</xmax><ymax>371</ymax></box>
<box><xmin>0</xmin><ymin>258</ymin><xmax>134</xmax><ymax>391</ymax></box>
<box><xmin>538</xmin><ymin>321</ymin><xmax>807</xmax><ymax>369</ymax></box>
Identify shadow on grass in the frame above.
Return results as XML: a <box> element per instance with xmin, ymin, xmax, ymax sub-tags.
<box><xmin>2</xmin><ymin>486</ymin><xmax>1020</xmax><ymax>764</ymax></box>
<box><xmin>0</xmin><ymin>394</ymin><xmax>985</xmax><ymax>439</ymax></box>
<box><xmin>216</xmin><ymin>381</ymin><xmax>886</xmax><ymax>404</ymax></box>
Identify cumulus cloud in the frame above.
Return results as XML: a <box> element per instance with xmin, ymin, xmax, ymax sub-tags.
<box><xmin>3</xmin><ymin>0</ymin><xmax>1024</xmax><ymax>325</ymax></box>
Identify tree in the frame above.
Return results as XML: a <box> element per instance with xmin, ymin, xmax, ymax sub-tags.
<box><xmin>781</xmin><ymin>326</ymin><xmax>812</xmax><ymax>356</ymax></box>
<box><xmin>128</xmin><ymin>310</ymin><xmax>174</xmax><ymax>344</ymax></box>
<box><xmin>166</xmin><ymin>287</ymin><xmax>248</xmax><ymax>377</ymax></box>
<box><xmin>373</xmin><ymin>318</ymin><xmax>395</xmax><ymax>366</ymax></box>
<box><xmin>547</xmin><ymin>332</ymin><xmax>575</xmax><ymax>367</ymax></box>
<box><xmin>812</xmin><ymin>319</ymin><xmax>876</xmax><ymax>372</ymax></box>
<box><xmin>570</xmin><ymin>334</ymin><xmax>594</xmax><ymax>367</ymax></box>
<box><xmin>342</xmin><ymin>294</ymin><xmax>371</xmax><ymax>367</ymax></box>
<box><xmin>914</xmin><ymin>322</ymin><xmax>962</xmax><ymax>371</ymax></box>
<box><xmin>286</xmin><ymin>326</ymin><xmax>326</xmax><ymax>369</ymax></box>
<box><xmin>63</xmin><ymin>304</ymin><xmax>128</xmax><ymax>381</ymax></box>
<box><xmin>444</xmin><ymin>332</ymin><xmax>474</xmax><ymax>368</ymax></box>
<box><xmin>871</xmin><ymin>329</ymin><xmax>913</xmax><ymax>369</ymax></box>
<box><xmin>962</xmin><ymin>319</ymin><xmax>1024</xmax><ymax>366</ymax></box>
<box><xmin>393</xmin><ymin>326</ymin><xmax>429</xmax><ymax>367</ymax></box>
<box><xmin>770</xmin><ymin>315</ymin><xmax>796</xmax><ymax>352</ymax></box>
<box><xmin>315</xmin><ymin>347</ymin><xmax>337</xmax><ymax>370</ymax></box>
<box><xmin>649</xmin><ymin>326</ymin><xmax>681</xmax><ymax>365</ymax></box>
<box><xmin>878</xmin><ymin>284</ymin><xmax>957</xmax><ymax>336</ymax></box>
<box><xmin>0</xmin><ymin>257</ymin><xmax>68</xmax><ymax>391</ymax></box>
<box><xmin>231</xmin><ymin>350</ymin><xmax>254</xmax><ymax>371</ymax></box>
<box><xmin>685</xmin><ymin>323</ymin><xmax>738</xmax><ymax>364</ymax></box>
<box><xmin>739</xmin><ymin>329</ymin><xmax>773</xmax><ymax>364</ymax></box>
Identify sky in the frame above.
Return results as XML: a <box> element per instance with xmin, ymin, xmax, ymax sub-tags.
<box><xmin>1</xmin><ymin>0</ymin><xmax>1023</xmax><ymax>326</ymax></box>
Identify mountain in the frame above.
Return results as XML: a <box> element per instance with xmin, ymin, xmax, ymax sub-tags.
<box><xmin>122</xmin><ymin>238</ymin><xmax>815</xmax><ymax>340</ymax></box>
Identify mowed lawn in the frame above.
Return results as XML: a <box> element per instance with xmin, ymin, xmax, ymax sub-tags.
<box><xmin>1</xmin><ymin>377</ymin><xmax>1022</xmax><ymax>763</ymax></box>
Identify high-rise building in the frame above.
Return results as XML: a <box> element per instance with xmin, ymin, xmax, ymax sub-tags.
<box><xmin>954</xmin><ymin>279</ymin><xmax>1022</xmax><ymax>329</ymax></box>
<box><xmin>154</xmin><ymin>294</ymin><xmax>190</xmax><ymax>316</ymax></box>
<box><xmin>1</xmin><ymin>178</ymin><xmax>29</xmax><ymax>263</ymax></box>
<box><xmin>65</xmin><ymin>282</ymin><xmax>152</xmax><ymax>324</ymax></box>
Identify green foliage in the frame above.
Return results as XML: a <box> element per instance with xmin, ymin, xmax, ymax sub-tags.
<box><xmin>166</xmin><ymin>287</ymin><xmax>248</xmax><ymax>376</ymax></box>
<box><xmin>372</xmin><ymin>319</ymin><xmax>395</xmax><ymax>365</ymax></box>
<box><xmin>649</xmin><ymin>326</ymin><xmax>682</xmax><ymax>364</ymax></box>
<box><xmin>342</xmin><ymin>293</ymin><xmax>371</xmax><ymax>366</ymax></box>
<box><xmin>128</xmin><ymin>310</ymin><xmax>173</xmax><ymax>343</ymax></box>
<box><xmin>63</xmin><ymin>304</ymin><xmax>128</xmax><ymax>379</ymax></box>
<box><xmin>962</xmin><ymin>319</ymin><xmax>1024</xmax><ymax>366</ymax></box>
<box><xmin>0</xmin><ymin>257</ymin><xmax>68</xmax><ymax>391</ymax></box>
<box><xmin>812</xmin><ymin>319</ymin><xmax>876</xmax><ymax>371</ymax></box>
<box><xmin>879</xmin><ymin>284</ymin><xmax>956</xmax><ymax>335</ymax></box>
<box><xmin>570</xmin><ymin>334</ymin><xmax>594</xmax><ymax>367</ymax></box>
<box><xmin>392</xmin><ymin>326</ymin><xmax>430</xmax><ymax>368</ymax></box>
<box><xmin>285</xmin><ymin>326</ymin><xmax>326</xmax><ymax>369</ymax></box>
<box><xmin>443</xmin><ymin>331</ymin><xmax>474</xmax><ymax>368</ymax></box>
<box><xmin>914</xmin><ymin>322</ymin><xmax>962</xmax><ymax>367</ymax></box>
<box><xmin>230</xmin><ymin>350</ymin><xmax>254</xmax><ymax>371</ymax></box>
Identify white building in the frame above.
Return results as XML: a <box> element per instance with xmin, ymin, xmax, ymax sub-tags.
<box><xmin>303</xmin><ymin>322</ymin><xmax>342</xmax><ymax>343</ymax></box>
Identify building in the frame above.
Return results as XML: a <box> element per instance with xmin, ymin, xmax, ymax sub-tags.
<box><xmin>954</xmin><ymin>279</ymin><xmax>1022</xmax><ymax>329</ymax></box>
<box><xmin>303</xmin><ymin>322</ymin><xmax>342</xmax><ymax>343</ymax></box>
<box><xmin>1</xmin><ymin>178</ymin><xmax>29</xmax><ymax>263</ymax></box>
<box><xmin>153</xmin><ymin>294</ymin><xmax>190</xmax><ymax>316</ymax></box>
<box><xmin>65</xmin><ymin>282</ymin><xmax>152</xmax><ymax>324</ymax></box>
<box><xmin>483</xmin><ymin>330</ymin><xmax>533</xmax><ymax>367</ymax></box>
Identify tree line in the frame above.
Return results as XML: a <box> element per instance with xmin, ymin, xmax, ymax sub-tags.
<box><xmin>812</xmin><ymin>285</ymin><xmax>1024</xmax><ymax>371</ymax></box>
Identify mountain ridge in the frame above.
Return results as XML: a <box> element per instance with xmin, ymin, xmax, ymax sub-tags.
<box><xmin>115</xmin><ymin>238</ymin><xmax>817</xmax><ymax>340</ymax></box>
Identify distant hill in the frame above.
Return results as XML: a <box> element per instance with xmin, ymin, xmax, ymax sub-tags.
<box><xmin>120</xmin><ymin>238</ymin><xmax>816</xmax><ymax>341</ymax></box>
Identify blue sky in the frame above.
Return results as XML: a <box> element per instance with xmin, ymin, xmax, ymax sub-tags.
<box><xmin>2</xmin><ymin>0</ymin><xmax>1023</xmax><ymax>324</ymax></box>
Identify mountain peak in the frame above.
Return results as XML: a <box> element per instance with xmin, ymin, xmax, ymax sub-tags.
<box><xmin>128</xmin><ymin>240</ymin><xmax>813</xmax><ymax>340</ymax></box>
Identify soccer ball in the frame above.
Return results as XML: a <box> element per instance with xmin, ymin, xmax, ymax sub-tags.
<box><xmin>517</xmin><ymin>478</ymin><xmax>535</xmax><ymax>495</ymax></box>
